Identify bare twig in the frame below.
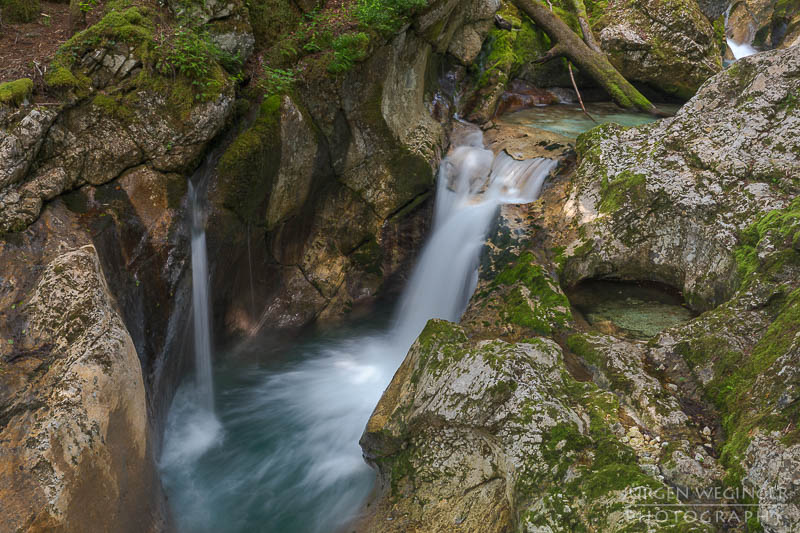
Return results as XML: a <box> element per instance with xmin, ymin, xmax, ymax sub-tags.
<box><xmin>568</xmin><ymin>62</ymin><xmax>596</xmax><ymax>123</ymax></box>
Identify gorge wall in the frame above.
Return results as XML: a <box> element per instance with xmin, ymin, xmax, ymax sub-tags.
<box><xmin>0</xmin><ymin>0</ymin><xmax>797</xmax><ymax>530</ymax></box>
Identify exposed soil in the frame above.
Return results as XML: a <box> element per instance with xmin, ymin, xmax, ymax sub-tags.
<box><xmin>0</xmin><ymin>1</ymin><xmax>103</xmax><ymax>93</ymax></box>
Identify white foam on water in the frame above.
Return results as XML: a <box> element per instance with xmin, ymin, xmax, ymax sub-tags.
<box><xmin>160</xmin><ymin>125</ymin><xmax>558</xmax><ymax>532</ymax></box>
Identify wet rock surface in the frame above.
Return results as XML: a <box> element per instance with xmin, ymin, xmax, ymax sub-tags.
<box><xmin>209</xmin><ymin>0</ymin><xmax>502</xmax><ymax>334</ymax></box>
<box><xmin>727</xmin><ymin>0</ymin><xmax>800</xmax><ymax>51</ymax></box>
<box><xmin>361</xmin><ymin>45</ymin><xmax>800</xmax><ymax>533</ymax></box>
<box><xmin>0</xmin><ymin>232</ymin><xmax>167</xmax><ymax>532</ymax></box>
<box><xmin>594</xmin><ymin>0</ymin><xmax>723</xmax><ymax>98</ymax></box>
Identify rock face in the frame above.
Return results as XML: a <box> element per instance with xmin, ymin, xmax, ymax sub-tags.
<box><xmin>594</xmin><ymin>0</ymin><xmax>723</xmax><ymax>98</ymax></box>
<box><xmin>209</xmin><ymin>0</ymin><xmax>502</xmax><ymax>334</ymax></box>
<box><xmin>0</xmin><ymin>238</ymin><xmax>167</xmax><ymax>532</ymax></box>
<box><xmin>0</xmin><ymin>5</ymin><xmax>237</xmax><ymax>234</ymax></box>
<box><xmin>727</xmin><ymin>0</ymin><xmax>800</xmax><ymax>50</ymax></box>
<box><xmin>559</xmin><ymin>45</ymin><xmax>798</xmax><ymax>310</ymax></box>
<box><xmin>0</xmin><ymin>4</ymin><xmax>244</xmax><ymax>529</ymax></box>
<box><xmin>0</xmin><ymin>84</ymin><xmax>233</xmax><ymax>234</ymax></box>
<box><xmin>361</xmin><ymin>45</ymin><xmax>800</xmax><ymax>532</ymax></box>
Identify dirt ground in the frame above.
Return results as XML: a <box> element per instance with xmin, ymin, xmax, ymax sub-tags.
<box><xmin>0</xmin><ymin>1</ymin><xmax>103</xmax><ymax>93</ymax></box>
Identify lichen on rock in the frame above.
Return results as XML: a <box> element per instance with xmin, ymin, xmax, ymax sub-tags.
<box><xmin>0</xmin><ymin>244</ymin><xmax>166</xmax><ymax>532</ymax></box>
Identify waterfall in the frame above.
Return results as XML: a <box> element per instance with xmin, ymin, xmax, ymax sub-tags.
<box><xmin>160</xmin><ymin>125</ymin><xmax>558</xmax><ymax>533</ymax></box>
<box><xmin>724</xmin><ymin>4</ymin><xmax>757</xmax><ymax>60</ymax></box>
<box><xmin>394</xmin><ymin>129</ymin><xmax>557</xmax><ymax>343</ymax></box>
<box><xmin>189</xmin><ymin>181</ymin><xmax>215</xmax><ymax>412</ymax></box>
<box><xmin>726</xmin><ymin>39</ymin><xmax>757</xmax><ymax>59</ymax></box>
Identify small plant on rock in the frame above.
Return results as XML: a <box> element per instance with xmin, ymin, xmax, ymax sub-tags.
<box><xmin>257</xmin><ymin>66</ymin><xmax>296</xmax><ymax>96</ymax></box>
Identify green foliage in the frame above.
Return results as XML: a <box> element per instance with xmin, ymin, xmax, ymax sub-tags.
<box><xmin>154</xmin><ymin>25</ymin><xmax>228</xmax><ymax>101</ymax></box>
<box><xmin>78</xmin><ymin>0</ymin><xmax>99</xmax><ymax>14</ymax></box>
<box><xmin>245</xmin><ymin>0</ymin><xmax>302</xmax><ymax>50</ymax></box>
<box><xmin>355</xmin><ymin>0</ymin><xmax>427</xmax><ymax>34</ymax></box>
<box><xmin>1</xmin><ymin>0</ymin><xmax>40</xmax><ymax>23</ymax></box>
<box><xmin>258</xmin><ymin>66</ymin><xmax>296</xmax><ymax>96</ymax></box>
<box><xmin>251</xmin><ymin>0</ymin><xmax>429</xmax><ymax>91</ymax></box>
<box><xmin>46</xmin><ymin>5</ymin><xmax>235</xmax><ymax>105</ymax></box>
<box><xmin>0</xmin><ymin>78</ymin><xmax>34</xmax><ymax>106</ymax></box>
<box><xmin>328</xmin><ymin>32</ymin><xmax>370</xmax><ymax>74</ymax></box>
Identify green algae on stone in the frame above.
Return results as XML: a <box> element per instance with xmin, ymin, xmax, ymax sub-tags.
<box><xmin>734</xmin><ymin>196</ymin><xmax>800</xmax><ymax>282</ymax></box>
<box><xmin>216</xmin><ymin>95</ymin><xmax>282</xmax><ymax>223</ymax></box>
<box><xmin>0</xmin><ymin>78</ymin><xmax>34</xmax><ymax>107</ymax></box>
<box><xmin>491</xmin><ymin>252</ymin><xmax>572</xmax><ymax>335</ymax></box>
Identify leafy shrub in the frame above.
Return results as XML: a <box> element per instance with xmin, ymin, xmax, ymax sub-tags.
<box><xmin>355</xmin><ymin>0</ymin><xmax>427</xmax><ymax>34</ymax></box>
<box><xmin>328</xmin><ymin>32</ymin><xmax>370</xmax><ymax>73</ymax></box>
<box><xmin>153</xmin><ymin>20</ymin><xmax>238</xmax><ymax>101</ymax></box>
<box><xmin>258</xmin><ymin>66</ymin><xmax>296</xmax><ymax>96</ymax></box>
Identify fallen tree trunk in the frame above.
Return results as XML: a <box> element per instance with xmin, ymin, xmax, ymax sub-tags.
<box><xmin>512</xmin><ymin>0</ymin><xmax>666</xmax><ymax>116</ymax></box>
<box><xmin>567</xmin><ymin>0</ymin><xmax>602</xmax><ymax>52</ymax></box>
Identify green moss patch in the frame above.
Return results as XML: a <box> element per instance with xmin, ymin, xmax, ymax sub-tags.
<box><xmin>734</xmin><ymin>197</ymin><xmax>800</xmax><ymax>282</ymax></box>
<box><xmin>252</xmin><ymin>0</ymin><xmax>429</xmax><ymax>91</ymax></box>
<box><xmin>216</xmin><ymin>94</ymin><xmax>282</xmax><ymax>223</ymax></box>
<box><xmin>491</xmin><ymin>252</ymin><xmax>572</xmax><ymax>335</ymax></box>
<box><xmin>674</xmin><ymin>200</ymin><xmax>800</xmax><ymax>492</ymax></box>
<box><xmin>0</xmin><ymin>78</ymin><xmax>34</xmax><ymax>106</ymax></box>
<box><xmin>46</xmin><ymin>5</ymin><xmax>233</xmax><ymax>108</ymax></box>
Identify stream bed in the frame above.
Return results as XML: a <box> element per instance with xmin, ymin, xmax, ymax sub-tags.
<box><xmin>159</xmin><ymin>103</ymin><xmax>675</xmax><ymax>532</ymax></box>
<box><xmin>501</xmin><ymin>101</ymin><xmax>681</xmax><ymax>138</ymax></box>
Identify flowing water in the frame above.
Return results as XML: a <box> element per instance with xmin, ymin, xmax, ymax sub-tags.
<box><xmin>726</xmin><ymin>38</ymin><xmax>757</xmax><ymax>60</ymax></box>
<box><xmin>189</xmin><ymin>181</ymin><xmax>215</xmax><ymax>413</ymax></box>
<box><xmin>724</xmin><ymin>4</ymin><xmax>758</xmax><ymax>61</ymax></box>
<box><xmin>160</xmin><ymin>124</ymin><xmax>557</xmax><ymax>532</ymax></box>
<box><xmin>500</xmin><ymin>101</ymin><xmax>680</xmax><ymax>139</ymax></box>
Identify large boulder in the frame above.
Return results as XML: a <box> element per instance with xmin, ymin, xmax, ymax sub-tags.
<box><xmin>594</xmin><ymin>0</ymin><xmax>724</xmax><ymax>98</ymax></box>
<box><xmin>360</xmin><ymin>319</ymin><xmax>714</xmax><ymax>532</ymax></box>
<box><xmin>361</xmin><ymin>44</ymin><xmax>800</xmax><ymax>533</ymax></box>
<box><xmin>0</xmin><ymin>234</ymin><xmax>167</xmax><ymax>531</ymax></box>
<box><xmin>534</xmin><ymin>44</ymin><xmax>800</xmax><ymax>531</ymax></box>
<box><xmin>558</xmin><ymin>45</ymin><xmax>799</xmax><ymax>310</ymax></box>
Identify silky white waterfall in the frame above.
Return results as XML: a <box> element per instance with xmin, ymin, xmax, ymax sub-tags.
<box><xmin>160</xmin><ymin>125</ymin><xmax>557</xmax><ymax>533</ymax></box>
<box><xmin>724</xmin><ymin>4</ymin><xmax>757</xmax><ymax>60</ymax></box>
<box><xmin>727</xmin><ymin>38</ymin><xmax>757</xmax><ymax>59</ymax></box>
<box><xmin>189</xmin><ymin>181</ymin><xmax>215</xmax><ymax>412</ymax></box>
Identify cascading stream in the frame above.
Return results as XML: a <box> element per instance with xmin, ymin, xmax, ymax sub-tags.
<box><xmin>189</xmin><ymin>181</ymin><xmax>215</xmax><ymax>413</ymax></box>
<box><xmin>160</xmin><ymin>124</ymin><xmax>557</xmax><ymax>533</ymax></box>
<box><xmin>724</xmin><ymin>4</ymin><xmax>757</xmax><ymax>60</ymax></box>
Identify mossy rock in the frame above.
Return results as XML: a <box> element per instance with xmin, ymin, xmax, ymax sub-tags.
<box><xmin>46</xmin><ymin>6</ymin><xmax>155</xmax><ymax>94</ymax></box>
<box><xmin>216</xmin><ymin>95</ymin><xmax>282</xmax><ymax>223</ymax></box>
<box><xmin>0</xmin><ymin>78</ymin><xmax>34</xmax><ymax>106</ymax></box>
<box><xmin>46</xmin><ymin>4</ymin><xmax>231</xmax><ymax>109</ymax></box>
